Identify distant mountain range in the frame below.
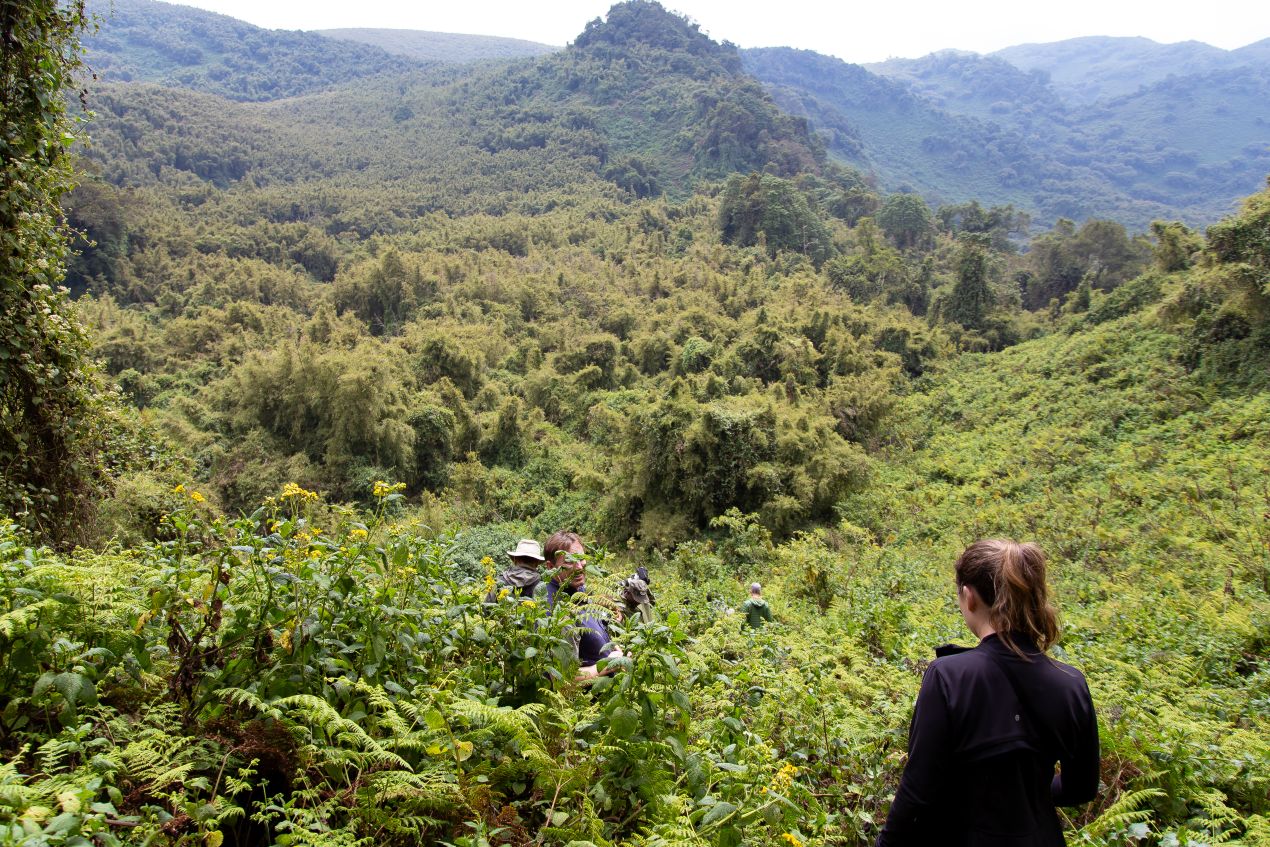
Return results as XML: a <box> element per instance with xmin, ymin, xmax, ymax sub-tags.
<box><xmin>315</xmin><ymin>28</ymin><xmax>557</xmax><ymax>63</ymax></box>
<box><xmin>989</xmin><ymin>35</ymin><xmax>1270</xmax><ymax>104</ymax></box>
<box><xmin>850</xmin><ymin>39</ymin><xmax>1270</xmax><ymax>224</ymax></box>
<box><xmin>78</xmin><ymin>0</ymin><xmax>1270</xmax><ymax>229</ymax></box>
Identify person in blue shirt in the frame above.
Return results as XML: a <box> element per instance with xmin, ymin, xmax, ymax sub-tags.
<box><xmin>543</xmin><ymin>531</ymin><xmax>621</xmax><ymax>679</ymax></box>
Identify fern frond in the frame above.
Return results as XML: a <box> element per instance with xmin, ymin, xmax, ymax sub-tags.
<box><xmin>1232</xmin><ymin>814</ymin><xmax>1270</xmax><ymax>847</ymax></box>
<box><xmin>359</xmin><ymin>768</ymin><xmax>462</xmax><ymax>811</ymax></box>
<box><xmin>271</xmin><ymin>694</ymin><xmax>411</xmax><ymax>772</ymax></box>
<box><xmin>1082</xmin><ymin>787</ymin><xmax>1164</xmax><ymax>839</ymax></box>
<box><xmin>636</xmin><ymin>794</ymin><xmax>708</xmax><ymax>847</ymax></box>
<box><xmin>115</xmin><ymin>731</ymin><xmax>197</xmax><ymax>792</ymax></box>
<box><xmin>0</xmin><ymin>599</ymin><xmax>57</xmax><ymax>641</ymax></box>
<box><xmin>351</xmin><ymin>681</ymin><xmax>410</xmax><ymax>736</ymax></box>
<box><xmin>217</xmin><ymin>686</ymin><xmax>283</xmax><ymax>721</ymax></box>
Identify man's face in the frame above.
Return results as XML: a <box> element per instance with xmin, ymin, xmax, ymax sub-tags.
<box><xmin>556</xmin><ymin>541</ymin><xmax>586</xmax><ymax>589</ymax></box>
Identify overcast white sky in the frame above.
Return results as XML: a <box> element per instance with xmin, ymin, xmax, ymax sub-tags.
<box><xmin>165</xmin><ymin>0</ymin><xmax>1269</xmax><ymax>63</ymax></box>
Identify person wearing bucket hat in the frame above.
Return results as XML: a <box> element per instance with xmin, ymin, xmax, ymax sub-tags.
<box><xmin>485</xmin><ymin>538</ymin><xmax>547</xmax><ymax>603</ymax></box>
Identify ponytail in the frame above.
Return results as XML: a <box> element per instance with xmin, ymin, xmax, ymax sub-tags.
<box><xmin>955</xmin><ymin>539</ymin><xmax>1059</xmax><ymax>659</ymax></box>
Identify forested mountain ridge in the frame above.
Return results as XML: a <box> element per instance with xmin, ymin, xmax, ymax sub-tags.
<box><xmin>80</xmin><ymin>0</ymin><xmax>1268</xmax><ymax>227</ymax></box>
<box><xmin>742</xmin><ymin>47</ymin><xmax>1177</xmax><ymax>226</ymax></box>
<box><xmin>75</xmin><ymin>0</ymin><xmax>829</xmax><ymax>213</ymax></box>
<box><xmin>316</xmin><ymin>27</ymin><xmax>558</xmax><ymax>63</ymax></box>
<box><xmin>81</xmin><ymin>0</ymin><xmax>421</xmax><ymax>101</ymax></box>
<box><xmin>759</xmin><ymin>42</ymin><xmax>1270</xmax><ymax>227</ymax></box>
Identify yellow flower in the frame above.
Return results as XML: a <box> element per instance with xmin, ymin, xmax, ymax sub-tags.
<box><xmin>781</xmin><ymin>834</ymin><xmax>802</xmax><ymax>847</ymax></box>
<box><xmin>520</xmin><ymin>599</ymin><xmax>536</xmax><ymax>608</ymax></box>
<box><xmin>372</xmin><ymin>480</ymin><xmax>405</xmax><ymax>498</ymax></box>
<box><xmin>189</xmin><ymin>491</ymin><xmax>205</xmax><ymax>503</ymax></box>
<box><xmin>771</xmin><ymin>762</ymin><xmax>799</xmax><ymax>792</ymax></box>
<box><xmin>480</xmin><ymin>556</ymin><xmax>495</xmax><ymax>567</ymax></box>
<box><xmin>281</xmin><ymin>482</ymin><xmax>318</xmax><ymax>501</ymax></box>
<box><xmin>484</xmin><ymin>573</ymin><xmax>496</xmax><ymax>593</ymax></box>
<box><xmin>349</xmin><ymin>528</ymin><xmax>368</xmax><ymax>540</ymax></box>
<box><xmin>171</xmin><ymin>484</ymin><xmax>185</xmax><ymax>495</ymax></box>
<box><xmin>497</xmin><ymin>588</ymin><xmax>510</xmax><ymax>600</ymax></box>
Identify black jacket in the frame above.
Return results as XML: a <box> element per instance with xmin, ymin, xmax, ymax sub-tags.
<box><xmin>876</xmin><ymin>634</ymin><xmax>1099</xmax><ymax>847</ymax></box>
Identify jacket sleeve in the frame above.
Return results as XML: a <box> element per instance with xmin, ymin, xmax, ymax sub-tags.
<box><xmin>875</xmin><ymin>663</ymin><xmax>952</xmax><ymax>847</ymax></box>
<box><xmin>1052</xmin><ymin>677</ymin><xmax>1100</xmax><ymax>806</ymax></box>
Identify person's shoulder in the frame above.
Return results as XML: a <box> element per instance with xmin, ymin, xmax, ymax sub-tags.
<box><xmin>925</xmin><ymin>644</ymin><xmax>997</xmax><ymax>683</ymax></box>
<box><xmin>930</xmin><ymin>644</ymin><xmax>990</xmax><ymax>669</ymax></box>
<box><xmin>1042</xmin><ymin>653</ymin><xmax>1092</xmax><ymax>692</ymax></box>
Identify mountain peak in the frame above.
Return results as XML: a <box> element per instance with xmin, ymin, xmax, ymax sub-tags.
<box><xmin>573</xmin><ymin>1</ymin><xmax>730</xmax><ymax>62</ymax></box>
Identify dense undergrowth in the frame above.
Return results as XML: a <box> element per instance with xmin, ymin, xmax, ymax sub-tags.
<box><xmin>3</xmin><ymin>283</ymin><xmax>1266</xmax><ymax>845</ymax></box>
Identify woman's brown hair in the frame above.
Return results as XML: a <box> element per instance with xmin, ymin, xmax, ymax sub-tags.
<box><xmin>955</xmin><ymin>539</ymin><xmax>1059</xmax><ymax>659</ymax></box>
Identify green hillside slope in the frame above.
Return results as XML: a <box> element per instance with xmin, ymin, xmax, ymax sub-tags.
<box><xmin>82</xmin><ymin>0</ymin><xmax>417</xmax><ymax>100</ymax></box>
<box><xmin>742</xmin><ymin>47</ymin><xmax>1178</xmax><ymax>226</ymax></box>
<box><xmin>866</xmin><ymin>49</ymin><xmax>1065</xmax><ymax>123</ymax></box>
<box><xmin>77</xmin><ymin>0</ymin><xmax>825</xmax><ymax>211</ymax></box>
<box><xmin>7</xmin><ymin>186</ymin><xmax>1267</xmax><ymax>844</ymax></box>
<box><xmin>79</xmin><ymin>0</ymin><xmax>1269</xmax><ymax>228</ymax></box>
<box><xmin>761</xmin><ymin>46</ymin><xmax>1270</xmax><ymax>227</ymax></box>
<box><xmin>1071</xmin><ymin>66</ymin><xmax>1270</xmax><ymax>215</ymax></box>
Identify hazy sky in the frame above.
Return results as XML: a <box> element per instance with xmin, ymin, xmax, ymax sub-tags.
<box><xmin>166</xmin><ymin>0</ymin><xmax>1269</xmax><ymax>63</ymax></box>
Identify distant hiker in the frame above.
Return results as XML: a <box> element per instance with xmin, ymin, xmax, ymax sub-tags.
<box><xmin>486</xmin><ymin>538</ymin><xmax>546</xmax><ymax>603</ymax></box>
<box><xmin>874</xmin><ymin>539</ymin><xmax>1099</xmax><ymax>847</ymax></box>
<box><xmin>741</xmin><ymin>582</ymin><xmax>773</xmax><ymax>629</ymax></box>
<box><xmin>620</xmin><ymin>565</ymin><xmax>656</xmax><ymax>623</ymax></box>
<box><xmin>544</xmin><ymin>531</ymin><xmax>622</xmax><ymax>679</ymax></box>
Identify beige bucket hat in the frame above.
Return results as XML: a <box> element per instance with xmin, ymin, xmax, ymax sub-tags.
<box><xmin>506</xmin><ymin>539</ymin><xmax>545</xmax><ymax>561</ymax></box>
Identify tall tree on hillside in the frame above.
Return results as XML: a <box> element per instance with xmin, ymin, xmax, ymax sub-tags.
<box><xmin>947</xmin><ymin>235</ymin><xmax>994</xmax><ymax>331</ymax></box>
<box><xmin>877</xmin><ymin>192</ymin><xmax>933</xmax><ymax>250</ymax></box>
<box><xmin>1</xmin><ymin>1</ymin><xmax>108</xmax><ymax>544</ymax></box>
<box><xmin>718</xmin><ymin>173</ymin><xmax>833</xmax><ymax>265</ymax></box>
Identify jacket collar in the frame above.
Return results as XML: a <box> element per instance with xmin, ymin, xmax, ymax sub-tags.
<box><xmin>935</xmin><ymin>632</ymin><xmax>1043</xmax><ymax>658</ymax></box>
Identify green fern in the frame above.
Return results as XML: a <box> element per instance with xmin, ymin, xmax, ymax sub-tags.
<box><xmin>1081</xmin><ymin>787</ymin><xmax>1165</xmax><ymax>839</ymax></box>
<box><xmin>0</xmin><ymin>598</ymin><xmax>57</xmax><ymax>642</ymax></box>
<box><xmin>636</xmin><ymin>795</ymin><xmax>709</xmax><ymax>847</ymax></box>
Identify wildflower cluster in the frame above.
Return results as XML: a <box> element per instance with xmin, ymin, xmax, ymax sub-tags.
<box><xmin>372</xmin><ymin>480</ymin><xmax>406</xmax><ymax>499</ymax></box>
<box><xmin>772</xmin><ymin>762</ymin><xmax>798</xmax><ymax>791</ymax></box>
<box><xmin>172</xmin><ymin>484</ymin><xmax>206</xmax><ymax>504</ymax></box>
<box><xmin>280</xmin><ymin>482</ymin><xmax>319</xmax><ymax>501</ymax></box>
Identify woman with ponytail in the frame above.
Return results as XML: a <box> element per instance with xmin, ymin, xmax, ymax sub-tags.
<box><xmin>875</xmin><ymin>540</ymin><xmax>1099</xmax><ymax>846</ymax></box>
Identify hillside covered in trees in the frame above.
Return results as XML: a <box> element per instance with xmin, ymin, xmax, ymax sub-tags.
<box><xmin>2</xmin><ymin>1</ymin><xmax>1268</xmax><ymax>846</ymax></box>
<box><xmin>79</xmin><ymin>0</ymin><xmax>1270</xmax><ymax>228</ymax></box>
<box><xmin>749</xmin><ymin>45</ymin><xmax>1270</xmax><ymax>227</ymax></box>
